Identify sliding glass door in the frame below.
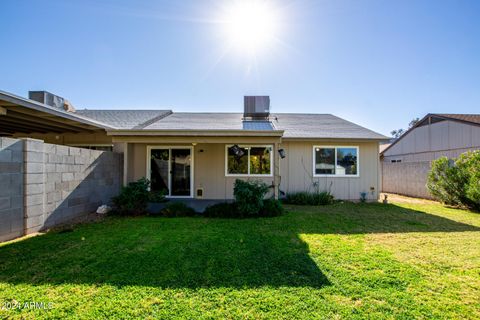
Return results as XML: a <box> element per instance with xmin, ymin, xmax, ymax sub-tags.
<box><xmin>171</xmin><ymin>149</ymin><xmax>191</xmax><ymax>196</ymax></box>
<box><xmin>150</xmin><ymin>149</ymin><xmax>169</xmax><ymax>193</ymax></box>
<box><xmin>149</xmin><ymin>147</ymin><xmax>192</xmax><ymax>197</ymax></box>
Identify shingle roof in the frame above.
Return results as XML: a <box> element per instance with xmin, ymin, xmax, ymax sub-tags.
<box><xmin>142</xmin><ymin>113</ymin><xmax>245</xmax><ymax>130</ymax></box>
<box><xmin>74</xmin><ymin>110</ymin><xmax>387</xmax><ymax>139</ymax></box>
<box><xmin>140</xmin><ymin>113</ymin><xmax>275</xmax><ymax>131</ymax></box>
<box><xmin>271</xmin><ymin>113</ymin><xmax>387</xmax><ymax>139</ymax></box>
<box><xmin>75</xmin><ymin>110</ymin><xmax>172</xmax><ymax>129</ymax></box>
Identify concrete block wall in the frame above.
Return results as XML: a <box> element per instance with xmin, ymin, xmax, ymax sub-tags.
<box><xmin>381</xmin><ymin>161</ymin><xmax>433</xmax><ymax>199</ymax></box>
<box><xmin>24</xmin><ymin>139</ymin><xmax>46</xmax><ymax>234</ymax></box>
<box><xmin>0</xmin><ymin>138</ymin><xmax>123</xmax><ymax>242</ymax></box>
<box><xmin>0</xmin><ymin>138</ymin><xmax>24</xmax><ymax>242</ymax></box>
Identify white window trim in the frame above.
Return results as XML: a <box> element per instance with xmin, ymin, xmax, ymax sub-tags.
<box><xmin>146</xmin><ymin>145</ymin><xmax>194</xmax><ymax>198</ymax></box>
<box><xmin>313</xmin><ymin>145</ymin><xmax>360</xmax><ymax>178</ymax></box>
<box><xmin>225</xmin><ymin>144</ymin><xmax>274</xmax><ymax>177</ymax></box>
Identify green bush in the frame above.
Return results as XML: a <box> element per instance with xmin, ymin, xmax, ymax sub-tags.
<box><xmin>159</xmin><ymin>202</ymin><xmax>196</xmax><ymax>217</ymax></box>
<box><xmin>203</xmin><ymin>202</ymin><xmax>239</xmax><ymax>218</ymax></box>
<box><xmin>427</xmin><ymin>151</ymin><xmax>480</xmax><ymax>210</ymax></box>
<box><xmin>284</xmin><ymin>191</ymin><xmax>310</xmax><ymax>205</ymax></box>
<box><xmin>203</xmin><ymin>200</ymin><xmax>283</xmax><ymax>218</ymax></box>
<box><xmin>111</xmin><ymin>178</ymin><xmax>166</xmax><ymax>216</ymax></box>
<box><xmin>260</xmin><ymin>199</ymin><xmax>284</xmax><ymax>217</ymax></box>
<box><xmin>233</xmin><ymin>179</ymin><xmax>269</xmax><ymax>216</ymax></box>
<box><xmin>427</xmin><ymin>157</ymin><xmax>467</xmax><ymax>206</ymax></box>
<box><xmin>284</xmin><ymin>191</ymin><xmax>334</xmax><ymax>205</ymax></box>
<box><xmin>458</xmin><ymin>151</ymin><xmax>480</xmax><ymax>210</ymax></box>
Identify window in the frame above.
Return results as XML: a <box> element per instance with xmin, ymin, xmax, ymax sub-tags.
<box><xmin>226</xmin><ymin>145</ymin><xmax>272</xmax><ymax>176</ymax></box>
<box><xmin>314</xmin><ymin>146</ymin><xmax>359</xmax><ymax>176</ymax></box>
<box><xmin>250</xmin><ymin>147</ymin><xmax>271</xmax><ymax>175</ymax></box>
<box><xmin>69</xmin><ymin>145</ymin><xmax>113</xmax><ymax>151</ymax></box>
<box><xmin>227</xmin><ymin>146</ymin><xmax>248</xmax><ymax>174</ymax></box>
<box><xmin>314</xmin><ymin>148</ymin><xmax>335</xmax><ymax>174</ymax></box>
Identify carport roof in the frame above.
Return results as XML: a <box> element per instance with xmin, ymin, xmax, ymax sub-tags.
<box><xmin>0</xmin><ymin>91</ymin><xmax>113</xmax><ymax>134</ymax></box>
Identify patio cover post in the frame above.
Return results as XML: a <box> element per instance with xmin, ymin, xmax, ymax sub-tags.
<box><xmin>274</xmin><ymin>142</ymin><xmax>280</xmax><ymax>200</ymax></box>
<box><xmin>123</xmin><ymin>142</ymin><xmax>128</xmax><ymax>186</ymax></box>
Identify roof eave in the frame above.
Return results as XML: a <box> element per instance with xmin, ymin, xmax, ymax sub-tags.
<box><xmin>282</xmin><ymin>136</ymin><xmax>390</xmax><ymax>141</ymax></box>
<box><xmin>106</xmin><ymin>129</ymin><xmax>285</xmax><ymax>137</ymax></box>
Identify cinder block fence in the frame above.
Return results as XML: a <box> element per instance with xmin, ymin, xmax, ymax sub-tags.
<box><xmin>381</xmin><ymin>161</ymin><xmax>433</xmax><ymax>199</ymax></box>
<box><xmin>0</xmin><ymin>137</ymin><xmax>123</xmax><ymax>242</ymax></box>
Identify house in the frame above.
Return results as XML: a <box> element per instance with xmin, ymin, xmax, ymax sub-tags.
<box><xmin>381</xmin><ymin>113</ymin><xmax>480</xmax><ymax>199</ymax></box>
<box><xmin>1</xmin><ymin>90</ymin><xmax>387</xmax><ymax>202</ymax></box>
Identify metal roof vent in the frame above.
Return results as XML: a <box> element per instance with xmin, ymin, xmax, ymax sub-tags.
<box><xmin>244</xmin><ymin>96</ymin><xmax>270</xmax><ymax>120</ymax></box>
<box><xmin>28</xmin><ymin>91</ymin><xmax>75</xmax><ymax>112</ymax></box>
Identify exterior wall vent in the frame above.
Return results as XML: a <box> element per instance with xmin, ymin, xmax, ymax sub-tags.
<box><xmin>244</xmin><ymin>96</ymin><xmax>270</xmax><ymax>120</ymax></box>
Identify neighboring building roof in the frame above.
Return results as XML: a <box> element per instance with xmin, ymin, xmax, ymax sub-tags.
<box><xmin>380</xmin><ymin>113</ymin><xmax>480</xmax><ymax>155</ymax></box>
<box><xmin>433</xmin><ymin>114</ymin><xmax>480</xmax><ymax>126</ymax></box>
<box><xmin>75</xmin><ymin>110</ymin><xmax>172</xmax><ymax>129</ymax></box>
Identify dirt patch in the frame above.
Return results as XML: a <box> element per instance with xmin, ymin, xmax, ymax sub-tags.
<box><xmin>47</xmin><ymin>212</ymin><xmax>106</xmax><ymax>233</ymax></box>
<box><xmin>380</xmin><ymin>193</ymin><xmax>440</xmax><ymax>205</ymax></box>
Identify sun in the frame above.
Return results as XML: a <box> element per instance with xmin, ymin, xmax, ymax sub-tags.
<box><xmin>220</xmin><ymin>0</ymin><xmax>281</xmax><ymax>55</ymax></box>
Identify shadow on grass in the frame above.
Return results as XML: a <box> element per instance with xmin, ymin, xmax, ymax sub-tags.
<box><xmin>0</xmin><ymin>203</ymin><xmax>477</xmax><ymax>289</ymax></box>
<box><xmin>0</xmin><ymin>217</ymin><xmax>330</xmax><ymax>289</ymax></box>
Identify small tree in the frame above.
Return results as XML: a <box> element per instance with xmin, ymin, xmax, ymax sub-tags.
<box><xmin>408</xmin><ymin>117</ymin><xmax>420</xmax><ymax>128</ymax></box>
<box><xmin>391</xmin><ymin>117</ymin><xmax>420</xmax><ymax>139</ymax></box>
<box><xmin>390</xmin><ymin>129</ymin><xmax>405</xmax><ymax>139</ymax></box>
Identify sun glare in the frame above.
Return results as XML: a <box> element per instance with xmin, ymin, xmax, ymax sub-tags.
<box><xmin>221</xmin><ymin>1</ymin><xmax>281</xmax><ymax>55</ymax></box>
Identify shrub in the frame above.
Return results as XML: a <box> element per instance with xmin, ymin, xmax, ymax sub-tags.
<box><xmin>310</xmin><ymin>192</ymin><xmax>335</xmax><ymax>205</ymax></box>
<box><xmin>284</xmin><ymin>191</ymin><xmax>334</xmax><ymax>206</ymax></box>
<box><xmin>427</xmin><ymin>151</ymin><xmax>480</xmax><ymax>210</ymax></box>
<box><xmin>159</xmin><ymin>202</ymin><xmax>196</xmax><ymax>217</ymax></box>
<box><xmin>427</xmin><ymin>157</ymin><xmax>467</xmax><ymax>207</ymax></box>
<box><xmin>458</xmin><ymin>151</ymin><xmax>480</xmax><ymax>210</ymax></box>
<box><xmin>233</xmin><ymin>179</ymin><xmax>269</xmax><ymax>216</ymax></box>
<box><xmin>203</xmin><ymin>202</ymin><xmax>239</xmax><ymax>218</ymax></box>
<box><xmin>284</xmin><ymin>191</ymin><xmax>310</xmax><ymax>205</ymax></box>
<box><xmin>203</xmin><ymin>200</ymin><xmax>283</xmax><ymax>218</ymax></box>
<box><xmin>260</xmin><ymin>199</ymin><xmax>284</xmax><ymax>217</ymax></box>
<box><xmin>111</xmin><ymin>178</ymin><xmax>166</xmax><ymax>216</ymax></box>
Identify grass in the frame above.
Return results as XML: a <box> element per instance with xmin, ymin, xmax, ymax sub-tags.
<box><xmin>0</xmin><ymin>201</ymin><xmax>479</xmax><ymax>319</ymax></box>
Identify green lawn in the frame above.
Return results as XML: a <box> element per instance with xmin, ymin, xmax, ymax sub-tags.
<box><xmin>1</xmin><ymin>201</ymin><xmax>479</xmax><ymax>319</ymax></box>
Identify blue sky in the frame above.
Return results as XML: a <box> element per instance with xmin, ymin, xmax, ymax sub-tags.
<box><xmin>1</xmin><ymin>0</ymin><xmax>479</xmax><ymax>136</ymax></box>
